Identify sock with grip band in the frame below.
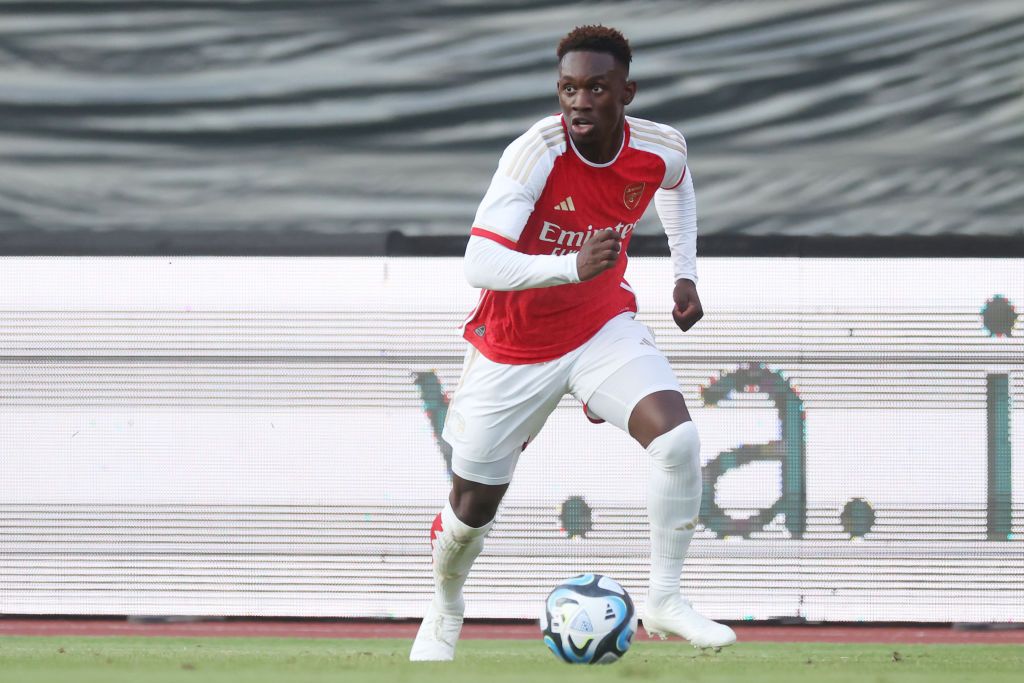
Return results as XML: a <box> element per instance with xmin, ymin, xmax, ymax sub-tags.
<box><xmin>430</xmin><ymin>501</ymin><xmax>493</xmax><ymax>615</ymax></box>
<box><xmin>645</xmin><ymin>421</ymin><xmax>702</xmax><ymax>606</ymax></box>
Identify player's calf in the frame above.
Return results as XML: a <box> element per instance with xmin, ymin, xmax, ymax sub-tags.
<box><xmin>411</xmin><ymin>501</ymin><xmax>493</xmax><ymax>661</ymax></box>
<box><xmin>642</xmin><ymin>422</ymin><xmax>736</xmax><ymax>650</ymax></box>
<box><xmin>431</xmin><ymin>501</ymin><xmax>493</xmax><ymax>614</ymax></box>
<box><xmin>646</xmin><ymin>421</ymin><xmax>701</xmax><ymax>601</ymax></box>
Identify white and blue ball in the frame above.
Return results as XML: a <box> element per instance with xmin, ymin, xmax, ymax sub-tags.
<box><xmin>540</xmin><ymin>574</ymin><xmax>638</xmax><ymax>664</ymax></box>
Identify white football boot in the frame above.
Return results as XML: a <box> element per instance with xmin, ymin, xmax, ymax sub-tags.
<box><xmin>409</xmin><ymin>602</ymin><xmax>464</xmax><ymax>661</ymax></box>
<box><xmin>643</xmin><ymin>594</ymin><xmax>737</xmax><ymax>650</ymax></box>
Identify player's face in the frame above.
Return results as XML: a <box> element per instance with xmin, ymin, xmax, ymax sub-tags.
<box><xmin>557</xmin><ymin>51</ymin><xmax>636</xmax><ymax>149</ymax></box>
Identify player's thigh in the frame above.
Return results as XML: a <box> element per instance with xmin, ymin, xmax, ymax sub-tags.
<box><xmin>443</xmin><ymin>347</ymin><xmax>567</xmax><ymax>485</ymax></box>
<box><xmin>578</xmin><ymin>353</ymin><xmax>683</xmax><ymax>435</ymax></box>
<box><xmin>568</xmin><ymin>313</ymin><xmax>674</xmax><ymax>425</ymax></box>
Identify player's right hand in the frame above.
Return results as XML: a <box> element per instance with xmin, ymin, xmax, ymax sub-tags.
<box><xmin>576</xmin><ymin>229</ymin><xmax>622</xmax><ymax>281</ymax></box>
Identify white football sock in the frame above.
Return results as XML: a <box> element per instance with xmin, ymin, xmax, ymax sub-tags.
<box><xmin>645</xmin><ymin>421</ymin><xmax>702</xmax><ymax>606</ymax></box>
<box><xmin>431</xmin><ymin>501</ymin><xmax>493</xmax><ymax>615</ymax></box>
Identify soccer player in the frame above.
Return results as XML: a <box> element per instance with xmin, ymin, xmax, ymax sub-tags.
<box><xmin>410</xmin><ymin>25</ymin><xmax>736</xmax><ymax>661</ymax></box>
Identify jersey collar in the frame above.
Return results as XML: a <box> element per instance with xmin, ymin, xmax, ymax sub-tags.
<box><xmin>561</xmin><ymin>115</ymin><xmax>629</xmax><ymax>168</ymax></box>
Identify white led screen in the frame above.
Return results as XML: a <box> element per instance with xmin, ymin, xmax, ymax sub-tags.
<box><xmin>0</xmin><ymin>257</ymin><xmax>1021</xmax><ymax>622</ymax></box>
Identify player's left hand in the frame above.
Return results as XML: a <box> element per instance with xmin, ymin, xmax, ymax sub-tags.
<box><xmin>671</xmin><ymin>278</ymin><xmax>703</xmax><ymax>332</ymax></box>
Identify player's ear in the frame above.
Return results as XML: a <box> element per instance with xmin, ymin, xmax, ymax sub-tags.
<box><xmin>622</xmin><ymin>80</ymin><xmax>637</xmax><ymax>105</ymax></box>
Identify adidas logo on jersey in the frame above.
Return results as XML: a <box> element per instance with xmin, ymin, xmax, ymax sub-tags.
<box><xmin>554</xmin><ymin>196</ymin><xmax>576</xmax><ymax>212</ymax></box>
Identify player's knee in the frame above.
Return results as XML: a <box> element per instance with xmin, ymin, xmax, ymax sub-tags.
<box><xmin>646</xmin><ymin>421</ymin><xmax>701</xmax><ymax>481</ymax></box>
<box><xmin>450</xmin><ymin>479</ymin><xmax>505</xmax><ymax>530</ymax></box>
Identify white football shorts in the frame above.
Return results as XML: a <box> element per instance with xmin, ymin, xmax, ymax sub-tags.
<box><xmin>442</xmin><ymin>312</ymin><xmax>682</xmax><ymax>485</ymax></box>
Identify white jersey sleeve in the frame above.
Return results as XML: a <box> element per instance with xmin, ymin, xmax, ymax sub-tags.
<box><xmin>654</xmin><ymin>166</ymin><xmax>698</xmax><ymax>283</ymax></box>
<box><xmin>463</xmin><ymin>235</ymin><xmax>580</xmax><ymax>291</ymax></box>
<box><xmin>627</xmin><ymin>116</ymin><xmax>697</xmax><ymax>283</ymax></box>
<box><xmin>471</xmin><ymin>116</ymin><xmax>565</xmax><ymax>246</ymax></box>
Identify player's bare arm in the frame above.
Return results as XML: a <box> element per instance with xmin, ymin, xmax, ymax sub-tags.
<box><xmin>576</xmin><ymin>229</ymin><xmax>622</xmax><ymax>281</ymax></box>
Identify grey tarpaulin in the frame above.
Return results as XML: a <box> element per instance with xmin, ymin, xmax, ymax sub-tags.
<box><xmin>0</xmin><ymin>0</ymin><xmax>1021</xmax><ymax>254</ymax></box>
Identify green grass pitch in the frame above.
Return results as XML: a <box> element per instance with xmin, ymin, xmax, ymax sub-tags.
<box><xmin>0</xmin><ymin>637</ymin><xmax>1021</xmax><ymax>683</ymax></box>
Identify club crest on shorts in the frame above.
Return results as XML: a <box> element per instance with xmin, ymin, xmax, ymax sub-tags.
<box><xmin>623</xmin><ymin>182</ymin><xmax>645</xmax><ymax>210</ymax></box>
<box><xmin>448</xmin><ymin>410</ymin><xmax>466</xmax><ymax>435</ymax></box>
<box><xmin>474</xmin><ymin>324</ymin><xmax>486</xmax><ymax>337</ymax></box>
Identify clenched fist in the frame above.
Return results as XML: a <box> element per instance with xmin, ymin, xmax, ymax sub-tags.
<box><xmin>671</xmin><ymin>278</ymin><xmax>703</xmax><ymax>332</ymax></box>
<box><xmin>576</xmin><ymin>230</ymin><xmax>622</xmax><ymax>281</ymax></box>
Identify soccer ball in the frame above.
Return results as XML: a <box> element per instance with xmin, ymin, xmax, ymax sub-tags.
<box><xmin>540</xmin><ymin>573</ymin><xmax>638</xmax><ymax>664</ymax></box>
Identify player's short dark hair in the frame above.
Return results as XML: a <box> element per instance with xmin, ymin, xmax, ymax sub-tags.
<box><xmin>556</xmin><ymin>25</ymin><xmax>632</xmax><ymax>72</ymax></box>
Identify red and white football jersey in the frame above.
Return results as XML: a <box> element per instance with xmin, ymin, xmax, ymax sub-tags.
<box><xmin>464</xmin><ymin>114</ymin><xmax>688</xmax><ymax>364</ymax></box>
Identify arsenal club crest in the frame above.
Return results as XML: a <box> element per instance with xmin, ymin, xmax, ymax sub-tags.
<box><xmin>623</xmin><ymin>182</ymin><xmax>645</xmax><ymax>210</ymax></box>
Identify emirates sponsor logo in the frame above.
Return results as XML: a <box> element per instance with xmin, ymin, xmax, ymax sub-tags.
<box><xmin>538</xmin><ymin>220</ymin><xmax>636</xmax><ymax>256</ymax></box>
<box><xmin>624</xmin><ymin>182</ymin><xmax>645</xmax><ymax>210</ymax></box>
